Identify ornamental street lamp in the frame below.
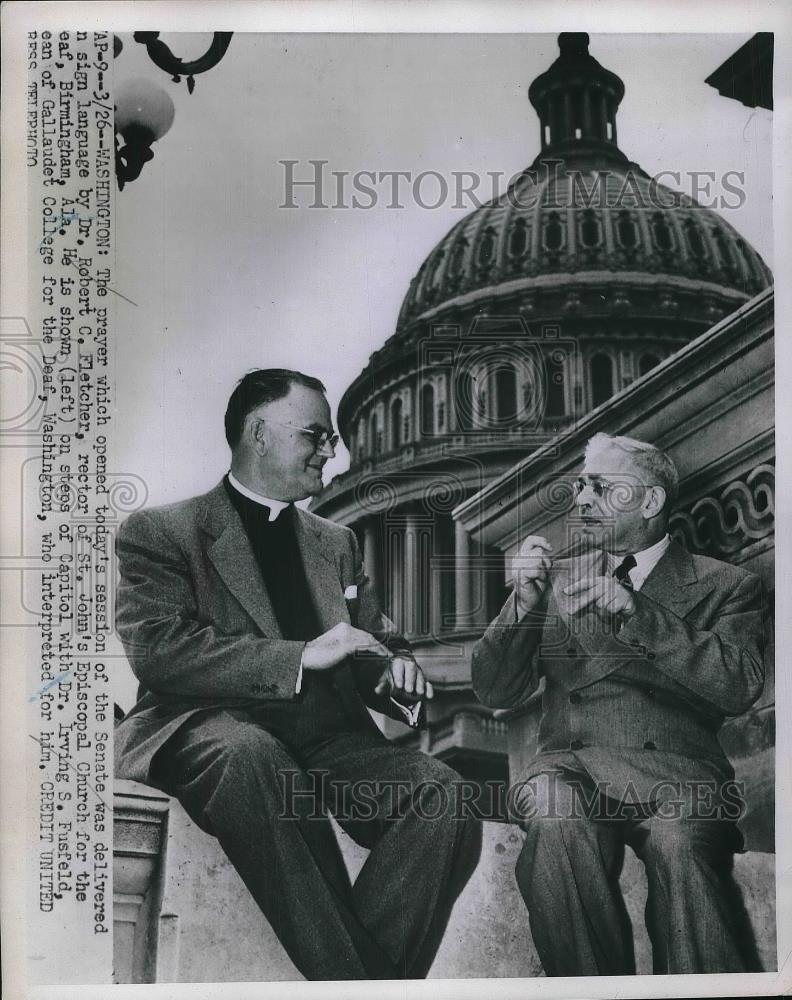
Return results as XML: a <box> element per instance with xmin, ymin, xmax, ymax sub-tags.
<box><xmin>113</xmin><ymin>32</ymin><xmax>233</xmax><ymax>189</ymax></box>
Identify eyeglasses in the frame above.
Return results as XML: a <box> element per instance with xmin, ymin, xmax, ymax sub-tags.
<box><xmin>260</xmin><ymin>418</ymin><xmax>339</xmax><ymax>452</ymax></box>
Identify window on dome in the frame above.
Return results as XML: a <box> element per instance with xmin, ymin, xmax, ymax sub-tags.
<box><xmin>591</xmin><ymin>354</ymin><xmax>614</xmax><ymax>407</ymax></box>
<box><xmin>391</xmin><ymin>398</ymin><xmax>403</xmax><ymax>450</ymax></box>
<box><xmin>495</xmin><ymin>365</ymin><xmax>518</xmax><ymax>421</ymax></box>
<box><xmin>509</xmin><ymin>219</ymin><xmax>528</xmax><ymax>258</ymax></box>
<box><xmin>544</xmin><ymin>352</ymin><xmax>566</xmax><ymax>417</ymax></box>
<box><xmin>478</xmin><ymin>227</ymin><xmax>496</xmax><ymax>268</ymax></box>
<box><xmin>449</xmin><ymin>238</ymin><xmax>467</xmax><ymax>278</ymax></box>
<box><xmin>616</xmin><ymin>211</ymin><xmax>637</xmax><ymax>249</ymax></box>
<box><xmin>606</xmin><ymin>122</ymin><xmax>613</xmax><ymax>140</ymax></box>
<box><xmin>544</xmin><ymin>125</ymin><xmax>551</xmax><ymax>145</ymax></box>
<box><xmin>420</xmin><ymin>383</ymin><xmax>435</xmax><ymax>437</ymax></box>
<box><xmin>369</xmin><ymin>412</ymin><xmax>380</xmax><ymax>455</ymax></box>
<box><xmin>651</xmin><ymin>213</ymin><xmax>674</xmax><ymax>252</ymax></box>
<box><xmin>454</xmin><ymin>368</ymin><xmax>473</xmax><ymax>431</ymax></box>
<box><xmin>639</xmin><ymin>354</ymin><xmax>660</xmax><ymax>377</ymax></box>
<box><xmin>543</xmin><ymin>212</ymin><xmax>564</xmax><ymax>251</ymax></box>
<box><xmin>684</xmin><ymin>220</ymin><xmax>706</xmax><ymax>259</ymax></box>
<box><xmin>580</xmin><ymin>209</ymin><xmax>601</xmax><ymax>248</ymax></box>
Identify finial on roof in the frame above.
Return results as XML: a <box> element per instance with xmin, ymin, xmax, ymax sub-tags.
<box><xmin>558</xmin><ymin>32</ymin><xmax>590</xmax><ymax>57</ymax></box>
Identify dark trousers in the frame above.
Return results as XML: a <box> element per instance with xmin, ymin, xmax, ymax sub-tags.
<box><xmin>152</xmin><ymin>708</ymin><xmax>481</xmax><ymax>980</ymax></box>
<box><xmin>513</xmin><ymin>770</ymin><xmax>750</xmax><ymax>976</ymax></box>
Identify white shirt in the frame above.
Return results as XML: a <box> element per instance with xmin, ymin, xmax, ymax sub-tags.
<box><xmin>606</xmin><ymin>533</ymin><xmax>671</xmax><ymax>592</ymax></box>
<box><xmin>227</xmin><ymin>470</ymin><xmax>421</xmax><ymax>726</ymax></box>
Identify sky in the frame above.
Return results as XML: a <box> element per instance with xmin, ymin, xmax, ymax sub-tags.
<box><xmin>112</xmin><ymin>31</ymin><xmax>773</xmax><ymax>507</ymax></box>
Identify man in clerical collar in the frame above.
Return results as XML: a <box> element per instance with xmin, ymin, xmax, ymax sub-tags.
<box><xmin>115</xmin><ymin>368</ymin><xmax>479</xmax><ymax>981</ymax></box>
<box><xmin>472</xmin><ymin>432</ymin><xmax>766</xmax><ymax>976</ymax></box>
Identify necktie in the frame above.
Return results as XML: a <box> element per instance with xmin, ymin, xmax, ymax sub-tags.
<box><xmin>613</xmin><ymin>553</ymin><xmax>637</xmax><ymax>589</ymax></box>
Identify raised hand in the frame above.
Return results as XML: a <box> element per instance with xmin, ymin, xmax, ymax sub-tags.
<box><xmin>512</xmin><ymin>535</ymin><xmax>554</xmax><ymax>616</ymax></box>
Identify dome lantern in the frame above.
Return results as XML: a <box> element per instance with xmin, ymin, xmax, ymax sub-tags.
<box><xmin>528</xmin><ymin>32</ymin><xmax>627</xmax><ymax>166</ymax></box>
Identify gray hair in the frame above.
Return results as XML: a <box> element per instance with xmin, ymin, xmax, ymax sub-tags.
<box><xmin>584</xmin><ymin>433</ymin><xmax>679</xmax><ymax>509</ymax></box>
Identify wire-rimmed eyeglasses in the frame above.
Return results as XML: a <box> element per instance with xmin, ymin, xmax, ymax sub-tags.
<box><xmin>260</xmin><ymin>418</ymin><xmax>339</xmax><ymax>452</ymax></box>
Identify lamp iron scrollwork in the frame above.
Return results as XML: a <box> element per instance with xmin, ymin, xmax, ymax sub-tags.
<box><xmin>113</xmin><ymin>32</ymin><xmax>233</xmax><ymax>189</ymax></box>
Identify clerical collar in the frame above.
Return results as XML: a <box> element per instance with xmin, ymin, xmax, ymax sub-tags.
<box><xmin>227</xmin><ymin>471</ymin><xmax>289</xmax><ymax>521</ymax></box>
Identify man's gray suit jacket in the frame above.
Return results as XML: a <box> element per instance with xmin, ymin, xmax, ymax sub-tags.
<box><xmin>114</xmin><ymin>480</ymin><xmax>411</xmax><ymax>784</ymax></box>
<box><xmin>471</xmin><ymin>540</ymin><xmax>767</xmax><ymax>802</ymax></box>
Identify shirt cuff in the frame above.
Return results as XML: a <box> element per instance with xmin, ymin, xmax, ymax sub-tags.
<box><xmin>390</xmin><ymin>696</ymin><xmax>421</xmax><ymax>728</ymax></box>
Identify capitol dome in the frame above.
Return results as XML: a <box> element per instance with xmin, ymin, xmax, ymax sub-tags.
<box><xmin>397</xmin><ymin>31</ymin><xmax>770</xmax><ymax>336</ymax></box>
<box><xmin>397</xmin><ymin>164</ymin><xmax>771</xmax><ymax>334</ymax></box>
<box><xmin>358</xmin><ymin>33</ymin><xmax>772</xmax><ymax>410</ymax></box>
<box><xmin>334</xmin><ymin>32</ymin><xmax>771</xmax><ymax>463</ymax></box>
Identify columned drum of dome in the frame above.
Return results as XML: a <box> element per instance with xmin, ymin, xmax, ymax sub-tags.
<box><xmin>310</xmin><ymin>33</ymin><xmax>772</xmax><ymax>778</ymax></box>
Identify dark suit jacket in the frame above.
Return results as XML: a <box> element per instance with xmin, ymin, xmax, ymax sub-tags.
<box><xmin>471</xmin><ymin>541</ymin><xmax>767</xmax><ymax>802</ymax></box>
<box><xmin>115</xmin><ymin>480</ymin><xmax>413</xmax><ymax>784</ymax></box>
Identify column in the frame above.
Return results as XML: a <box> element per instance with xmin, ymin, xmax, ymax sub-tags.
<box><xmin>599</xmin><ymin>92</ymin><xmax>609</xmax><ymax>140</ymax></box>
<box><xmin>582</xmin><ymin>87</ymin><xmax>594</xmax><ymax>137</ymax></box>
<box><xmin>403</xmin><ymin>512</ymin><xmax>419</xmax><ymax>636</ymax></box>
<box><xmin>455</xmin><ymin>520</ymin><xmax>473</xmax><ymax>629</ymax></box>
<box><xmin>549</xmin><ymin>91</ymin><xmax>563</xmax><ymax>144</ymax></box>
<box><xmin>386</xmin><ymin>522</ymin><xmax>403</xmax><ymax>629</ymax></box>
<box><xmin>362</xmin><ymin>516</ymin><xmax>381</xmax><ymax>607</ymax></box>
<box><xmin>563</xmin><ymin>91</ymin><xmax>573</xmax><ymax>139</ymax></box>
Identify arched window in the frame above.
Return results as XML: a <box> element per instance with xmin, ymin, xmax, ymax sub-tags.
<box><xmin>509</xmin><ymin>218</ymin><xmax>528</xmax><ymax>258</ymax></box>
<box><xmin>684</xmin><ymin>219</ymin><xmax>706</xmax><ymax>259</ymax></box>
<box><xmin>616</xmin><ymin>211</ymin><xmax>637</xmax><ymax>249</ymax></box>
<box><xmin>369</xmin><ymin>412</ymin><xmax>380</xmax><ymax>455</ymax></box>
<box><xmin>651</xmin><ymin>212</ymin><xmax>674</xmax><ymax>252</ymax></box>
<box><xmin>454</xmin><ymin>368</ymin><xmax>473</xmax><ymax>431</ymax></box>
<box><xmin>543</xmin><ymin>211</ymin><xmax>564</xmax><ymax>251</ymax></box>
<box><xmin>544</xmin><ymin>352</ymin><xmax>566</xmax><ymax>417</ymax></box>
<box><xmin>477</xmin><ymin>227</ymin><xmax>496</xmax><ymax>268</ymax></box>
<box><xmin>390</xmin><ymin>398</ymin><xmax>402</xmax><ymax>450</ymax></box>
<box><xmin>591</xmin><ymin>354</ymin><xmax>614</xmax><ymax>407</ymax></box>
<box><xmin>495</xmin><ymin>365</ymin><xmax>518</xmax><ymax>422</ymax></box>
<box><xmin>639</xmin><ymin>354</ymin><xmax>660</xmax><ymax>377</ymax></box>
<box><xmin>448</xmin><ymin>237</ymin><xmax>467</xmax><ymax>279</ymax></box>
<box><xmin>420</xmin><ymin>383</ymin><xmax>435</xmax><ymax>437</ymax></box>
<box><xmin>580</xmin><ymin>209</ymin><xmax>601</xmax><ymax>248</ymax></box>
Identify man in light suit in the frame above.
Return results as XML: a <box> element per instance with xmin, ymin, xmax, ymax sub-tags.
<box><xmin>472</xmin><ymin>433</ymin><xmax>766</xmax><ymax>975</ymax></box>
<box><xmin>115</xmin><ymin>369</ymin><xmax>479</xmax><ymax>981</ymax></box>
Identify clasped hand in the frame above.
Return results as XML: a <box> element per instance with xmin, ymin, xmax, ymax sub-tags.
<box><xmin>563</xmin><ymin>575</ymin><xmax>636</xmax><ymax>619</ymax></box>
<box><xmin>302</xmin><ymin>622</ymin><xmax>432</xmax><ymax>703</ymax></box>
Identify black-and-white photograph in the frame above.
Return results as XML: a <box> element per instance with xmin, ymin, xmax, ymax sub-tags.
<box><xmin>1</xmin><ymin>3</ymin><xmax>789</xmax><ymax>997</ymax></box>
